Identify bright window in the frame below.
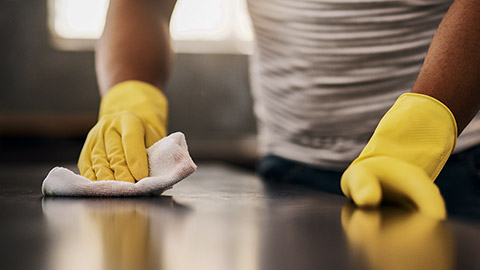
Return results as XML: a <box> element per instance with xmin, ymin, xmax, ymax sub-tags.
<box><xmin>48</xmin><ymin>0</ymin><xmax>254</xmax><ymax>54</ymax></box>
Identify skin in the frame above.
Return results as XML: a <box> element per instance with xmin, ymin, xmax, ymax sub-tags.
<box><xmin>412</xmin><ymin>0</ymin><xmax>480</xmax><ymax>133</ymax></box>
<box><xmin>97</xmin><ymin>0</ymin><xmax>480</xmax><ymax>132</ymax></box>
<box><xmin>96</xmin><ymin>0</ymin><xmax>177</xmax><ymax>95</ymax></box>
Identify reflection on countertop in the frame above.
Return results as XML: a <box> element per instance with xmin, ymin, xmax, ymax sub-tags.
<box><xmin>42</xmin><ymin>197</ymin><xmax>180</xmax><ymax>270</ymax></box>
<box><xmin>41</xmin><ymin>165</ymin><xmax>266</xmax><ymax>270</ymax></box>
<box><xmin>342</xmin><ymin>204</ymin><xmax>454</xmax><ymax>270</ymax></box>
<box><xmin>1</xmin><ymin>163</ymin><xmax>480</xmax><ymax>270</ymax></box>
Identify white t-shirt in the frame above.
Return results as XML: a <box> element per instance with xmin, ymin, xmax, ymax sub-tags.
<box><xmin>247</xmin><ymin>0</ymin><xmax>480</xmax><ymax>170</ymax></box>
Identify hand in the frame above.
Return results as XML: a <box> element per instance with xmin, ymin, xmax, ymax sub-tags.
<box><xmin>78</xmin><ymin>80</ymin><xmax>168</xmax><ymax>182</ymax></box>
<box><xmin>78</xmin><ymin>111</ymin><xmax>162</xmax><ymax>182</ymax></box>
<box><xmin>341</xmin><ymin>156</ymin><xmax>446</xmax><ymax>219</ymax></box>
<box><xmin>341</xmin><ymin>93</ymin><xmax>457</xmax><ymax>219</ymax></box>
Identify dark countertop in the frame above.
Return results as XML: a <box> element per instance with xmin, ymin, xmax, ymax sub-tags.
<box><xmin>1</xmin><ymin>163</ymin><xmax>480</xmax><ymax>270</ymax></box>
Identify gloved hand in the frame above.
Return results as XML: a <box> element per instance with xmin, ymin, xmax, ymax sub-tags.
<box><xmin>78</xmin><ymin>80</ymin><xmax>168</xmax><ymax>183</ymax></box>
<box><xmin>341</xmin><ymin>93</ymin><xmax>457</xmax><ymax>219</ymax></box>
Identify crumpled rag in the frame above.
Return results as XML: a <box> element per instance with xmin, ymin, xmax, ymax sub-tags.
<box><xmin>42</xmin><ymin>132</ymin><xmax>197</xmax><ymax>196</ymax></box>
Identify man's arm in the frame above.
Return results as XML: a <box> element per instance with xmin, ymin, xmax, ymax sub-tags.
<box><xmin>412</xmin><ymin>0</ymin><xmax>480</xmax><ymax>133</ymax></box>
<box><xmin>78</xmin><ymin>0</ymin><xmax>177</xmax><ymax>182</ymax></box>
<box><xmin>96</xmin><ymin>0</ymin><xmax>176</xmax><ymax>94</ymax></box>
<box><xmin>341</xmin><ymin>0</ymin><xmax>480</xmax><ymax>218</ymax></box>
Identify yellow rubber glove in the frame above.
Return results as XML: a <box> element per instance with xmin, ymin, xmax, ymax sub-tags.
<box><xmin>341</xmin><ymin>93</ymin><xmax>457</xmax><ymax>219</ymax></box>
<box><xmin>78</xmin><ymin>80</ymin><xmax>168</xmax><ymax>183</ymax></box>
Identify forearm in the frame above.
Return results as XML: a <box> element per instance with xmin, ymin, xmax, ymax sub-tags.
<box><xmin>96</xmin><ymin>0</ymin><xmax>176</xmax><ymax>95</ymax></box>
<box><xmin>412</xmin><ymin>0</ymin><xmax>480</xmax><ymax>133</ymax></box>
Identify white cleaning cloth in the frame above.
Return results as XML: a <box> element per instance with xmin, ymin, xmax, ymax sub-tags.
<box><xmin>42</xmin><ymin>132</ymin><xmax>197</xmax><ymax>197</ymax></box>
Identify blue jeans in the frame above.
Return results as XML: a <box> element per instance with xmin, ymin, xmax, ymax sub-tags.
<box><xmin>258</xmin><ymin>145</ymin><xmax>480</xmax><ymax>217</ymax></box>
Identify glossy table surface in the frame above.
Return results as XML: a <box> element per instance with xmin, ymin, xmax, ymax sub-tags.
<box><xmin>1</xmin><ymin>163</ymin><xmax>480</xmax><ymax>270</ymax></box>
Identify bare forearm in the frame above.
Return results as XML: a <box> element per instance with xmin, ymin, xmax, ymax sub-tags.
<box><xmin>412</xmin><ymin>0</ymin><xmax>480</xmax><ymax>133</ymax></box>
<box><xmin>96</xmin><ymin>0</ymin><xmax>176</xmax><ymax>95</ymax></box>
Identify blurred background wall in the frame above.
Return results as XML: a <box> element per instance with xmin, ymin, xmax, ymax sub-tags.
<box><xmin>0</xmin><ymin>0</ymin><xmax>257</xmax><ymax>166</ymax></box>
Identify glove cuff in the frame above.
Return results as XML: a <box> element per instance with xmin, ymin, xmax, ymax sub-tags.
<box><xmin>99</xmin><ymin>80</ymin><xmax>168</xmax><ymax>137</ymax></box>
<box><xmin>354</xmin><ymin>93</ymin><xmax>457</xmax><ymax>181</ymax></box>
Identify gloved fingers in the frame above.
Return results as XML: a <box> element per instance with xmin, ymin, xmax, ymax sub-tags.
<box><xmin>121</xmin><ymin>115</ymin><xmax>149</xmax><ymax>181</ymax></box>
<box><xmin>364</xmin><ymin>157</ymin><xmax>446</xmax><ymax>220</ymax></box>
<box><xmin>411</xmin><ymin>187</ymin><xmax>446</xmax><ymax>219</ymax></box>
<box><xmin>144</xmin><ymin>124</ymin><xmax>162</xmax><ymax>148</ymax></box>
<box><xmin>104</xmin><ymin>128</ymin><xmax>135</xmax><ymax>183</ymax></box>
<box><xmin>341</xmin><ymin>163</ymin><xmax>382</xmax><ymax>207</ymax></box>
<box><xmin>78</xmin><ymin>129</ymin><xmax>97</xmax><ymax>181</ymax></box>
<box><xmin>79</xmin><ymin>154</ymin><xmax>96</xmax><ymax>181</ymax></box>
<box><xmin>91</xmin><ymin>128</ymin><xmax>115</xmax><ymax>181</ymax></box>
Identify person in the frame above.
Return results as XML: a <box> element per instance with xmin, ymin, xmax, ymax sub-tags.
<box><xmin>77</xmin><ymin>0</ymin><xmax>480</xmax><ymax>219</ymax></box>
